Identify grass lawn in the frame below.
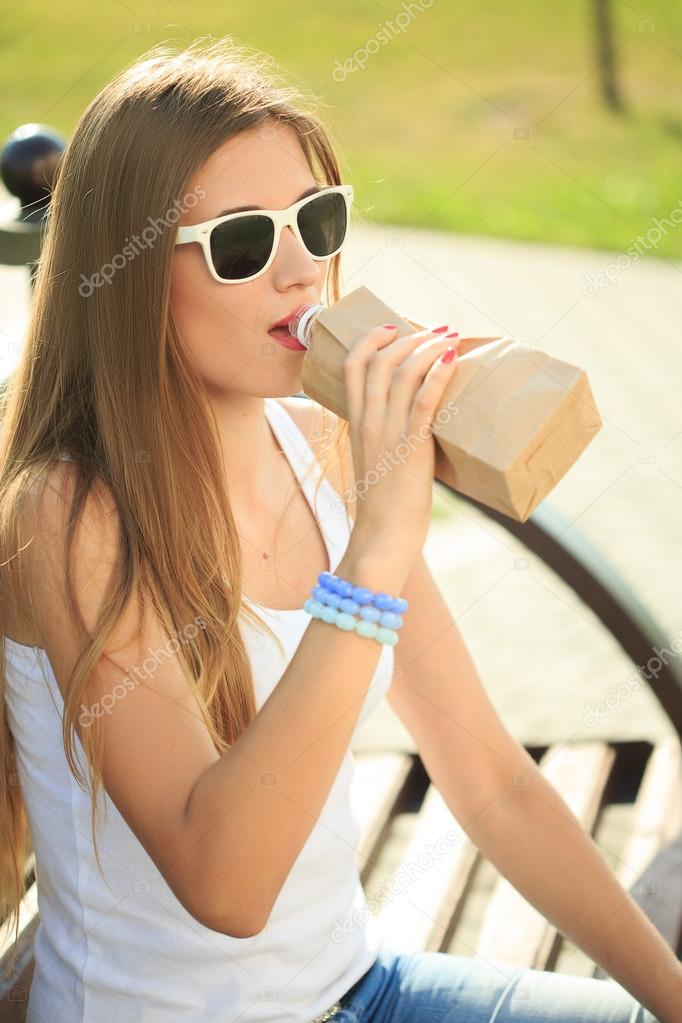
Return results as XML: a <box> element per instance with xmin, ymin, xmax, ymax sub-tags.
<box><xmin>1</xmin><ymin>0</ymin><xmax>681</xmax><ymax>257</ymax></box>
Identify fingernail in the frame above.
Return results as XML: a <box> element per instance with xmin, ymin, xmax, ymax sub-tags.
<box><xmin>444</xmin><ymin>331</ymin><xmax>459</xmax><ymax>338</ymax></box>
<box><xmin>381</xmin><ymin>323</ymin><xmax>396</xmax><ymax>329</ymax></box>
<box><xmin>440</xmin><ymin>347</ymin><xmax>457</xmax><ymax>364</ymax></box>
<box><xmin>431</xmin><ymin>325</ymin><xmax>449</xmax><ymax>333</ymax></box>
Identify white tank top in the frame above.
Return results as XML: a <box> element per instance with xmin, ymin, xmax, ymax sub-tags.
<box><xmin>4</xmin><ymin>397</ymin><xmax>394</xmax><ymax>1022</ymax></box>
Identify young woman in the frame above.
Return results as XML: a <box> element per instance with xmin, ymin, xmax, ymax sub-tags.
<box><xmin>0</xmin><ymin>36</ymin><xmax>678</xmax><ymax>1023</ymax></box>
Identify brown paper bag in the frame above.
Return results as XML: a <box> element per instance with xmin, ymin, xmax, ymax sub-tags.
<box><xmin>300</xmin><ymin>285</ymin><xmax>601</xmax><ymax>522</ymax></box>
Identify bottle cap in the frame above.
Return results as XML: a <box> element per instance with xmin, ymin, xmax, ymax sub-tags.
<box><xmin>288</xmin><ymin>303</ymin><xmax>325</xmax><ymax>348</ymax></box>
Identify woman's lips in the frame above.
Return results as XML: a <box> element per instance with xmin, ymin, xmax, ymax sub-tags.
<box><xmin>267</xmin><ymin>325</ymin><xmax>307</xmax><ymax>351</ymax></box>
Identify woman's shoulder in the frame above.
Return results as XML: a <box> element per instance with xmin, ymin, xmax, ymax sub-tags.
<box><xmin>8</xmin><ymin>459</ymin><xmax>120</xmax><ymax>648</ymax></box>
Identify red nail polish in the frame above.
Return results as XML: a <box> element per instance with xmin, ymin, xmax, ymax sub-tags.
<box><xmin>444</xmin><ymin>331</ymin><xmax>459</xmax><ymax>338</ymax></box>
<box><xmin>381</xmin><ymin>323</ymin><xmax>396</xmax><ymax>330</ymax></box>
<box><xmin>440</xmin><ymin>347</ymin><xmax>456</xmax><ymax>364</ymax></box>
<box><xmin>431</xmin><ymin>325</ymin><xmax>449</xmax><ymax>333</ymax></box>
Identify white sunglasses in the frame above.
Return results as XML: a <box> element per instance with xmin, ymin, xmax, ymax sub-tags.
<box><xmin>174</xmin><ymin>183</ymin><xmax>354</xmax><ymax>284</ymax></box>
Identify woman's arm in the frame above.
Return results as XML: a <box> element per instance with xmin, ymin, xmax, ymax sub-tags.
<box><xmin>27</xmin><ymin>458</ymin><xmax>413</xmax><ymax>940</ymax></box>
<box><xmin>387</xmin><ymin>552</ymin><xmax>682</xmax><ymax>1022</ymax></box>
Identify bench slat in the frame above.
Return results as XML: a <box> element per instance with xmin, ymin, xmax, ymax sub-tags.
<box><xmin>351</xmin><ymin>752</ymin><xmax>414</xmax><ymax>883</ymax></box>
<box><xmin>617</xmin><ymin>737</ymin><xmax>682</xmax><ymax>885</ymax></box>
<box><xmin>373</xmin><ymin>782</ymin><xmax>479</xmax><ymax>953</ymax></box>
<box><xmin>475</xmin><ymin>742</ymin><xmax>616</xmax><ymax>969</ymax></box>
<box><xmin>593</xmin><ymin>737</ymin><xmax>682</xmax><ymax>976</ymax></box>
<box><xmin>0</xmin><ymin>879</ymin><xmax>39</xmax><ymax>1022</ymax></box>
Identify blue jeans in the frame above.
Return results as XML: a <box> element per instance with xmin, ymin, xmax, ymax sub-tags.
<box><xmin>332</xmin><ymin>946</ymin><xmax>660</xmax><ymax>1022</ymax></box>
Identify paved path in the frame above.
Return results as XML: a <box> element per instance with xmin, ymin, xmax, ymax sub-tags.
<box><xmin>1</xmin><ymin>218</ymin><xmax>680</xmax><ymax>750</ymax></box>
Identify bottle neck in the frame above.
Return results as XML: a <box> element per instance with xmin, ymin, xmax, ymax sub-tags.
<box><xmin>289</xmin><ymin>303</ymin><xmax>324</xmax><ymax>348</ymax></box>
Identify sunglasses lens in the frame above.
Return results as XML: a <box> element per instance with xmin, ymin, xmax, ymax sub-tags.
<box><xmin>297</xmin><ymin>191</ymin><xmax>348</xmax><ymax>257</ymax></box>
<box><xmin>210</xmin><ymin>215</ymin><xmax>275</xmax><ymax>281</ymax></box>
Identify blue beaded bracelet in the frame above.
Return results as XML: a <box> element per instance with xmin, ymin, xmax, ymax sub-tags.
<box><xmin>302</xmin><ymin>571</ymin><xmax>408</xmax><ymax>646</ymax></box>
<box><xmin>317</xmin><ymin>571</ymin><xmax>408</xmax><ymax>615</ymax></box>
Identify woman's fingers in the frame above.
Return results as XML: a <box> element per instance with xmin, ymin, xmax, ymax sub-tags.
<box><xmin>343</xmin><ymin>324</ymin><xmax>451</xmax><ymax>429</ymax></box>
<box><xmin>409</xmin><ymin>339</ymin><xmax>461</xmax><ymax>437</ymax></box>
<box><xmin>384</xmin><ymin>335</ymin><xmax>461</xmax><ymax>438</ymax></box>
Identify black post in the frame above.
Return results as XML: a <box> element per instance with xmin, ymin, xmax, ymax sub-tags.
<box><xmin>0</xmin><ymin>123</ymin><xmax>66</xmax><ymax>289</ymax></box>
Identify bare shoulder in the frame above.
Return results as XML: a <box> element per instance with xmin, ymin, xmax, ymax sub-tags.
<box><xmin>21</xmin><ymin>460</ymin><xmax>118</xmax><ymax>566</ymax></box>
<box><xmin>17</xmin><ymin>460</ymin><xmax>123</xmax><ymax>649</ymax></box>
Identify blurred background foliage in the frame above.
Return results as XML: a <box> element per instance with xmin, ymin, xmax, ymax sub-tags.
<box><xmin>1</xmin><ymin>0</ymin><xmax>681</xmax><ymax>256</ymax></box>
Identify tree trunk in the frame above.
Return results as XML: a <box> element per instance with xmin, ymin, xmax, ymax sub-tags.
<box><xmin>593</xmin><ymin>0</ymin><xmax>625</xmax><ymax>112</ymax></box>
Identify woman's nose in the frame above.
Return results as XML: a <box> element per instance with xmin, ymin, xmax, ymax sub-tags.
<box><xmin>272</xmin><ymin>225</ymin><xmax>319</xmax><ymax>285</ymax></box>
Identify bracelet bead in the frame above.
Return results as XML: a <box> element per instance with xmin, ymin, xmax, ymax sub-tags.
<box><xmin>375</xmin><ymin>626</ymin><xmax>400</xmax><ymax>646</ymax></box>
<box><xmin>317</xmin><ymin>572</ymin><xmax>408</xmax><ymax>615</ymax></box>
<box><xmin>307</xmin><ymin>573</ymin><xmax>405</xmax><ymax>647</ymax></box>
<box><xmin>335</xmin><ymin>611</ymin><xmax>357</xmax><ymax>631</ymax></box>
<box><xmin>358</xmin><ymin>605</ymin><xmax>382</xmax><ymax>623</ymax></box>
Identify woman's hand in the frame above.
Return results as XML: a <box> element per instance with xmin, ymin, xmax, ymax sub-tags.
<box><xmin>343</xmin><ymin>322</ymin><xmax>461</xmax><ymax>575</ymax></box>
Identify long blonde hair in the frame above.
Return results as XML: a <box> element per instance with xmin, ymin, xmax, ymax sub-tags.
<box><xmin>0</xmin><ymin>36</ymin><xmax>352</xmax><ymax>974</ymax></box>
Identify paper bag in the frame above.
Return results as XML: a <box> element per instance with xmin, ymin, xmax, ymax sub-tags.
<box><xmin>300</xmin><ymin>285</ymin><xmax>601</xmax><ymax>522</ymax></box>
